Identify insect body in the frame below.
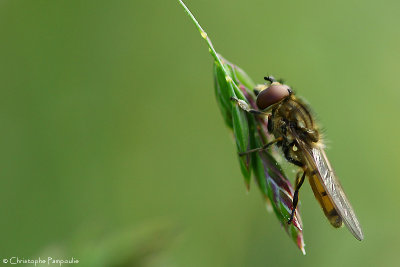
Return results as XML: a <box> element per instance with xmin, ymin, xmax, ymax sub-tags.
<box><xmin>234</xmin><ymin>76</ymin><xmax>363</xmax><ymax>241</ymax></box>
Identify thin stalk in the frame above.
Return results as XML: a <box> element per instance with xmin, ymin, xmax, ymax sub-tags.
<box><xmin>178</xmin><ymin>0</ymin><xmax>242</xmax><ymax>98</ymax></box>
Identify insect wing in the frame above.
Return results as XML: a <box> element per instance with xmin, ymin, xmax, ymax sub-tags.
<box><xmin>291</xmin><ymin>129</ymin><xmax>364</xmax><ymax>241</ymax></box>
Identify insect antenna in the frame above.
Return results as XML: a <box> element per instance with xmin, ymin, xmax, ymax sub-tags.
<box><xmin>264</xmin><ymin>76</ymin><xmax>276</xmax><ymax>83</ymax></box>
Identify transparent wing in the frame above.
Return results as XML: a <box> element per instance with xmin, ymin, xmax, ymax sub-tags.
<box><xmin>291</xmin><ymin>129</ymin><xmax>364</xmax><ymax>241</ymax></box>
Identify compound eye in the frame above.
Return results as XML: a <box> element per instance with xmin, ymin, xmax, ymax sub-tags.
<box><xmin>256</xmin><ymin>83</ymin><xmax>290</xmax><ymax>110</ymax></box>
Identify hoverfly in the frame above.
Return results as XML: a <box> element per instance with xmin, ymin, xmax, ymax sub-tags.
<box><xmin>232</xmin><ymin>76</ymin><xmax>363</xmax><ymax>241</ymax></box>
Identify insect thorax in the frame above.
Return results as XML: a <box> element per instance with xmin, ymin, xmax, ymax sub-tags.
<box><xmin>268</xmin><ymin>96</ymin><xmax>320</xmax><ymax>166</ymax></box>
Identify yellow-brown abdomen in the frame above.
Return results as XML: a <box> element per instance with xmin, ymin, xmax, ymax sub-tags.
<box><xmin>308</xmin><ymin>174</ymin><xmax>343</xmax><ymax>228</ymax></box>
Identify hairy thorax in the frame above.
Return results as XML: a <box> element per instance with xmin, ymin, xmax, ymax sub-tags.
<box><xmin>268</xmin><ymin>95</ymin><xmax>322</xmax><ymax>167</ymax></box>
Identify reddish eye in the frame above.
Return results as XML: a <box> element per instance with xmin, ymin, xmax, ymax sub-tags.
<box><xmin>256</xmin><ymin>83</ymin><xmax>290</xmax><ymax>110</ymax></box>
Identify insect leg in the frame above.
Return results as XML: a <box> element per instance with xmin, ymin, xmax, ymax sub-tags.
<box><xmin>238</xmin><ymin>137</ymin><xmax>283</xmax><ymax>156</ymax></box>
<box><xmin>288</xmin><ymin>170</ymin><xmax>306</xmax><ymax>225</ymax></box>
<box><xmin>230</xmin><ymin>97</ymin><xmax>267</xmax><ymax>115</ymax></box>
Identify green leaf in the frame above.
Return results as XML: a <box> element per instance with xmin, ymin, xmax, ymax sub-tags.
<box><xmin>213</xmin><ymin>60</ymin><xmax>252</xmax><ymax>185</ymax></box>
<box><xmin>249</xmin><ymin>120</ymin><xmax>268</xmax><ymax>197</ymax></box>
<box><xmin>213</xmin><ymin>62</ymin><xmax>233</xmax><ymax>109</ymax></box>
<box><xmin>232</xmin><ymin>105</ymin><xmax>249</xmax><ymax>154</ymax></box>
<box><xmin>213</xmin><ymin>63</ymin><xmax>233</xmax><ymax>129</ymax></box>
<box><xmin>225</xmin><ymin>60</ymin><xmax>256</xmax><ymax>94</ymax></box>
<box><xmin>232</xmin><ymin>104</ymin><xmax>251</xmax><ymax>187</ymax></box>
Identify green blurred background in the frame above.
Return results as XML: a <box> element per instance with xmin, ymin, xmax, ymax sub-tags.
<box><xmin>0</xmin><ymin>0</ymin><xmax>398</xmax><ymax>266</ymax></box>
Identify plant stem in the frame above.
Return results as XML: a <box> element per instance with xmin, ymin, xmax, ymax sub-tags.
<box><xmin>178</xmin><ymin>0</ymin><xmax>242</xmax><ymax>98</ymax></box>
